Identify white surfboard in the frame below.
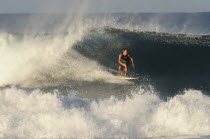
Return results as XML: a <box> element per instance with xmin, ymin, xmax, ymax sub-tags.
<box><xmin>121</xmin><ymin>77</ymin><xmax>139</xmax><ymax>80</ymax></box>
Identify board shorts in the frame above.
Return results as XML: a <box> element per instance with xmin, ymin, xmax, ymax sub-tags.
<box><xmin>120</xmin><ymin>61</ymin><xmax>129</xmax><ymax>68</ymax></box>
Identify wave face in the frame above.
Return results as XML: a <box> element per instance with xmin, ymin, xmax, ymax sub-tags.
<box><xmin>75</xmin><ymin>28</ymin><xmax>210</xmax><ymax>96</ymax></box>
<box><xmin>0</xmin><ymin>13</ymin><xmax>210</xmax><ymax>138</ymax></box>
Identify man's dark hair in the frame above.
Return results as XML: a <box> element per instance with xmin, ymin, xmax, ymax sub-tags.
<box><xmin>123</xmin><ymin>48</ymin><xmax>128</xmax><ymax>51</ymax></box>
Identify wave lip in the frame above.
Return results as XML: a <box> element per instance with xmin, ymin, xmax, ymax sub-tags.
<box><xmin>0</xmin><ymin>13</ymin><xmax>210</xmax><ymax>35</ymax></box>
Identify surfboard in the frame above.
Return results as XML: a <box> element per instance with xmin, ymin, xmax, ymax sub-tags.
<box><xmin>121</xmin><ymin>77</ymin><xmax>139</xmax><ymax>80</ymax></box>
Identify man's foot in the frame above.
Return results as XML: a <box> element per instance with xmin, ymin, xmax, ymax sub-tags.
<box><xmin>117</xmin><ymin>73</ymin><xmax>121</xmax><ymax>76</ymax></box>
<box><xmin>117</xmin><ymin>72</ymin><xmax>123</xmax><ymax>76</ymax></box>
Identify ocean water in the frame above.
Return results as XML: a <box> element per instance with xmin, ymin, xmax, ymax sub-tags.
<box><xmin>0</xmin><ymin>13</ymin><xmax>210</xmax><ymax>138</ymax></box>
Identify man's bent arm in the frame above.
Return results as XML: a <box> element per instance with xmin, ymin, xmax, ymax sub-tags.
<box><xmin>118</xmin><ymin>54</ymin><xmax>124</xmax><ymax>65</ymax></box>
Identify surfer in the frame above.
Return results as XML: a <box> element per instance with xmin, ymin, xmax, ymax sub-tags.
<box><xmin>118</xmin><ymin>48</ymin><xmax>135</xmax><ymax>76</ymax></box>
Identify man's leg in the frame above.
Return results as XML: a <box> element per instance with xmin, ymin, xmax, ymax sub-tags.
<box><xmin>118</xmin><ymin>65</ymin><xmax>123</xmax><ymax>75</ymax></box>
<box><xmin>124</xmin><ymin>65</ymin><xmax>128</xmax><ymax>76</ymax></box>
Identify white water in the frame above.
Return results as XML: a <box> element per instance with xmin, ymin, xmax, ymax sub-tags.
<box><xmin>0</xmin><ymin>87</ymin><xmax>209</xmax><ymax>138</ymax></box>
<box><xmin>0</xmin><ymin>30</ymin><xmax>127</xmax><ymax>87</ymax></box>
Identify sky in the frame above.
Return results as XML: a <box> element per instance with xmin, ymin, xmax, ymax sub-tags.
<box><xmin>0</xmin><ymin>0</ymin><xmax>210</xmax><ymax>13</ymax></box>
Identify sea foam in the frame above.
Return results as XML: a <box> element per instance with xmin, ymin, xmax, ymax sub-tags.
<box><xmin>0</xmin><ymin>87</ymin><xmax>209</xmax><ymax>138</ymax></box>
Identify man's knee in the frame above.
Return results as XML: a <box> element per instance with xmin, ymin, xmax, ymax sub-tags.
<box><xmin>118</xmin><ymin>66</ymin><xmax>122</xmax><ymax>70</ymax></box>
